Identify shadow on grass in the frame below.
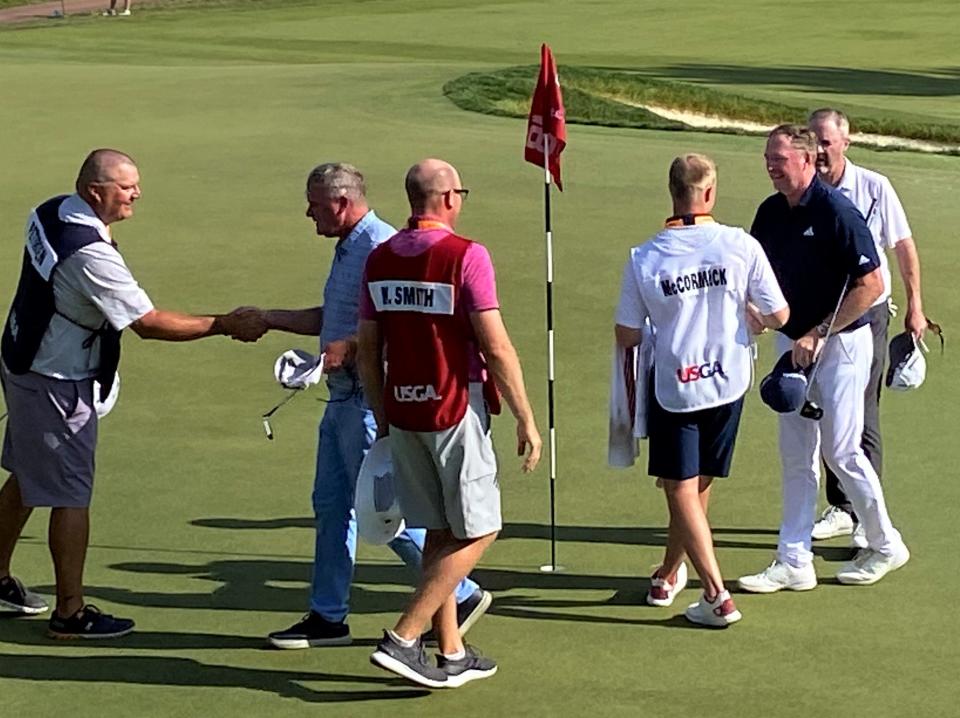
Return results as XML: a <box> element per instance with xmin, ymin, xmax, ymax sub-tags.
<box><xmin>812</xmin><ymin>544</ymin><xmax>859</xmax><ymax>563</ymax></box>
<box><xmin>191</xmin><ymin>517</ymin><xmax>778</xmax><ymax>551</ymax></box>
<box><xmin>490</xmin><ymin>604</ymin><xmax>721</xmax><ymax>631</ymax></box>
<box><xmin>641</xmin><ymin>63</ymin><xmax>960</xmax><ymax>98</ymax></box>
<box><xmin>0</xmin><ymin>653</ymin><xmax>428</xmax><ymax>703</ymax></box>
<box><xmin>28</xmin><ymin>555</ymin><xmax>751</xmax><ymax>622</ymax></box>
<box><xmin>0</xmin><ymin>620</ymin><xmax>266</xmax><ymax>650</ymax></box>
<box><xmin>192</xmin><ymin>517</ymin><xmax>314</xmax><ymax>530</ymax></box>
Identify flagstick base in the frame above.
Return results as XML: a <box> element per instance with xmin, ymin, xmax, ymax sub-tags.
<box><xmin>539</xmin><ymin>564</ymin><xmax>566</xmax><ymax>573</ymax></box>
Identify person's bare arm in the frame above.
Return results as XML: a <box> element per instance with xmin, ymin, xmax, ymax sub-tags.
<box><xmin>357</xmin><ymin>320</ymin><xmax>387</xmax><ymax>435</ymax></box>
<box><xmin>262</xmin><ymin>307</ymin><xmax>323</xmax><ymax>336</ymax></box>
<box><xmin>471</xmin><ymin>309</ymin><xmax>541</xmax><ymax>473</ymax></box>
<box><xmin>893</xmin><ymin>238</ymin><xmax>926</xmax><ymax>338</ymax></box>
<box><xmin>130</xmin><ymin>307</ymin><xmax>269</xmax><ymax>342</ymax></box>
<box><xmin>615</xmin><ymin>324</ymin><xmax>642</xmax><ymax>348</ymax></box>
<box><xmin>792</xmin><ymin>269</ymin><xmax>882</xmax><ymax>368</ymax></box>
<box><xmin>766</xmin><ymin>305</ymin><xmax>790</xmax><ymax>329</ymax></box>
<box><xmin>751</xmin><ymin>302</ymin><xmax>789</xmax><ymax>331</ymax></box>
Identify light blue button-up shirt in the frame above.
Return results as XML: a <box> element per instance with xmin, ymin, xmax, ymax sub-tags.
<box><xmin>321</xmin><ymin>210</ymin><xmax>395</xmax><ymax>395</ymax></box>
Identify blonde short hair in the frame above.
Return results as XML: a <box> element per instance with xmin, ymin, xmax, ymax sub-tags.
<box><xmin>668</xmin><ymin>153</ymin><xmax>716</xmax><ymax>204</ymax></box>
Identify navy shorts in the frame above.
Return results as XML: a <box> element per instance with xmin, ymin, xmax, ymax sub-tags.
<box><xmin>647</xmin><ymin>385</ymin><xmax>744</xmax><ymax>481</ymax></box>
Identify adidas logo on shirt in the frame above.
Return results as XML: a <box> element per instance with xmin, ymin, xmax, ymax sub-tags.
<box><xmin>859</xmin><ymin>254</ymin><xmax>872</xmax><ymax>266</ymax></box>
<box><xmin>803</xmin><ymin>227</ymin><xmax>814</xmax><ymax>237</ymax></box>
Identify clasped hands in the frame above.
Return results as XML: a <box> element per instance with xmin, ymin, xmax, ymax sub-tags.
<box><xmin>220</xmin><ymin>306</ymin><xmax>269</xmax><ymax>343</ymax></box>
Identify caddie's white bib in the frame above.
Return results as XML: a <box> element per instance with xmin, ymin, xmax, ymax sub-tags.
<box><xmin>617</xmin><ymin>220</ymin><xmax>785</xmax><ymax>412</ymax></box>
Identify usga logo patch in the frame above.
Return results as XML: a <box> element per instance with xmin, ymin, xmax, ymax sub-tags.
<box><xmin>677</xmin><ymin>361</ymin><xmax>726</xmax><ymax>384</ymax></box>
<box><xmin>393</xmin><ymin>384</ymin><xmax>443</xmax><ymax>402</ymax></box>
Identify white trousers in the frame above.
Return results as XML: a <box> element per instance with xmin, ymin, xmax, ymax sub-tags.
<box><xmin>776</xmin><ymin>327</ymin><xmax>903</xmax><ymax>567</ymax></box>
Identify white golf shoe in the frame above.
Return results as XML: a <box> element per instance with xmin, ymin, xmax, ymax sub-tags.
<box><xmin>811</xmin><ymin>506</ymin><xmax>855</xmax><ymax>540</ymax></box>
<box><xmin>836</xmin><ymin>545</ymin><xmax>910</xmax><ymax>585</ymax></box>
<box><xmin>737</xmin><ymin>560</ymin><xmax>818</xmax><ymax>593</ymax></box>
<box><xmin>684</xmin><ymin>590</ymin><xmax>742</xmax><ymax>628</ymax></box>
<box><xmin>645</xmin><ymin>562</ymin><xmax>688</xmax><ymax>607</ymax></box>
<box><xmin>850</xmin><ymin>523</ymin><xmax>868</xmax><ymax>549</ymax></box>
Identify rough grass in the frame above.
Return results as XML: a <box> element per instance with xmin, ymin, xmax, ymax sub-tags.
<box><xmin>444</xmin><ymin>65</ymin><xmax>960</xmax><ymax>149</ymax></box>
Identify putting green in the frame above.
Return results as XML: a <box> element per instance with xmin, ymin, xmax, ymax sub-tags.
<box><xmin>0</xmin><ymin>1</ymin><xmax>958</xmax><ymax>716</ymax></box>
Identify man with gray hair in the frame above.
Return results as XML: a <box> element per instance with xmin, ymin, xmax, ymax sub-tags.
<box><xmin>0</xmin><ymin>148</ymin><xmax>265</xmax><ymax>639</ymax></box>
<box><xmin>806</xmin><ymin>108</ymin><xmax>927</xmax><ymax>545</ymax></box>
<box><xmin>254</xmin><ymin>163</ymin><xmax>491</xmax><ymax>650</ymax></box>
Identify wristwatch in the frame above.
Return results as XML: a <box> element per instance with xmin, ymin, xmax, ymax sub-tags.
<box><xmin>814</xmin><ymin>320</ymin><xmax>831</xmax><ymax>339</ymax></box>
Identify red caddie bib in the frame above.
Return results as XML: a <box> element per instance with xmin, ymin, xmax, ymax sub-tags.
<box><xmin>365</xmin><ymin>231</ymin><xmax>474</xmax><ymax>432</ymax></box>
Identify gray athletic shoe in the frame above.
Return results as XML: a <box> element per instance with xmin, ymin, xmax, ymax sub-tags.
<box><xmin>438</xmin><ymin>645</ymin><xmax>498</xmax><ymax>687</ymax></box>
<box><xmin>0</xmin><ymin>576</ymin><xmax>49</xmax><ymax>615</ymax></box>
<box><xmin>422</xmin><ymin>589</ymin><xmax>494</xmax><ymax>645</ymax></box>
<box><xmin>370</xmin><ymin>631</ymin><xmax>448</xmax><ymax>689</ymax></box>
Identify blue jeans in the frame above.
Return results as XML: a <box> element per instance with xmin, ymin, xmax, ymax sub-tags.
<box><xmin>310</xmin><ymin>392</ymin><xmax>480</xmax><ymax>622</ymax></box>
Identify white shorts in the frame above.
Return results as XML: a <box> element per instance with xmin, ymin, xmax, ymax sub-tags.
<box><xmin>389</xmin><ymin>384</ymin><xmax>500</xmax><ymax>539</ymax></box>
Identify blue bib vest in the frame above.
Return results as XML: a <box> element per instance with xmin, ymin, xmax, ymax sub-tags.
<box><xmin>1</xmin><ymin>195</ymin><xmax>121</xmax><ymax>401</ymax></box>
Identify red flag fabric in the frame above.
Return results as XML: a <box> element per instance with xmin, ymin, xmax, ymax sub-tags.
<box><xmin>524</xmin><ymin>43</ymin><xmax>567</xmax><ymax>190</ymax></box>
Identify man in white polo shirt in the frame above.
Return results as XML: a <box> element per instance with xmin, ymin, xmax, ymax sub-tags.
<box><xmin>807</xmin><ymin>108</ymin><xmax>926</xmax><ymax>544</ymax></box>
<box><xmin>0</xmin><ymin>149</ymin><xmax>264</xmax><ymax>639</ymax></box>
<box><xmin>615</xmin><ymin>153</ymin><xmax>789</xmax><ymax>627</ymax></box>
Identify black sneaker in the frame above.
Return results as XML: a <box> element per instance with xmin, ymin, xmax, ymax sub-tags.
<box><xmin>438</xmin><ymin>645</ymin><xmax>498</xmax><ymax>687</ymax></box>
<box><xmin>267</xmin><ymin>611</ymin><xmax>351</xmax><ymax>649</ymax></box>
<box><xmin>423</xmin><ymin>589</ymin><xmax>494</xmax><ymax>645</ymax></box>
<box><xmin>47</xmin><ymin>604</ymin><xmax>134</xmax><ymax>639</ymax></box>
<box><xmin>0</xmin><ymin>576</ymin><xmax>49</xmax><ymax>615</ymax></box>
<box><xmin>455</xmin><ymin>589</ymin><xmax>493</xmax><ymax>636</ymax></box>
<box><xmin>370</xmin><ymin>630</ymin><xmax>448</xmax><ymax>688</ymax></box>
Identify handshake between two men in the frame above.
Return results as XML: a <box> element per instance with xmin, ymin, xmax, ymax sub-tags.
<box><xmin>218</xmin><ymin>305</ymin><xmax>355</xmax><ymax>374</ymax></box>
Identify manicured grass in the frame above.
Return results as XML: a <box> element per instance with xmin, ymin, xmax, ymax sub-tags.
<box><xmin>0</xmin><ymin>1</ymin><xmax>958</xmax><ymax>717</ymax></box>
<box><xmin>445</xmin><ymin>65</ymin><xmax>960</xmax><ymax>148</ymax></box>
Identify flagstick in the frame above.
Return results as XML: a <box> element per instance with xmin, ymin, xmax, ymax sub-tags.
<box><xmin>539</xmin><ymin>134</ymin><xmax>563</xmax><ymax>574</ymax></box>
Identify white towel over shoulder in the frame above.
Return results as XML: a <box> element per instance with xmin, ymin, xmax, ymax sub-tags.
<box><xmin>608</xmin><ymin>322</ymin><xmax>654</xmax><ymax>467</ymax></box>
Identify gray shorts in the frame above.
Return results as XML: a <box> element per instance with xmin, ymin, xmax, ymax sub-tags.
<box><xmin>389</xmin><ymin>384</ymin><xmax>500</xmax><ymax>539</ymax></box>
<box><xmin>1</xmin><ymin>364</ymin><xmax>98</xmax><ymax>508</ymax></box>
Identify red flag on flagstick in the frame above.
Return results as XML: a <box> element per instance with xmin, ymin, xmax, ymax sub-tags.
<box><xmin>524</xmin><ymin>43</ymin><xmax>567</xmax><ymax>190</ymax></box>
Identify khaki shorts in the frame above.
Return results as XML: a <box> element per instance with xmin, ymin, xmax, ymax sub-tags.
<box><xmin>1</xmin><ymin>364</ymin><xmax>98</xmax><ymax>508</ymax></box>
<box><xmin>389</xmin><ymin>384</ymin><xmax>500</xmax><ymax>539</ymax></box>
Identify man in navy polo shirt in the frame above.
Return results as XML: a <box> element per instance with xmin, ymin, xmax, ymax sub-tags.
<box><xmin>738</xmin><ymin>125</ymin><xmax>910</xmax><ymax>591</ymax></box>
